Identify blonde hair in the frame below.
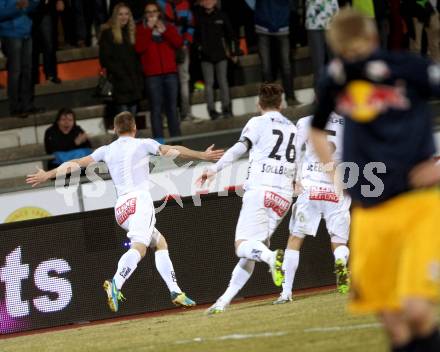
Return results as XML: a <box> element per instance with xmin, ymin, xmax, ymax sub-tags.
<box><xmin>101</xmin><ymin>3</ymin><xmax>135</xmax><ymax>45</ymax></box>
<box><xmin>114</xmin><ymin>111</ymin><xmax>136</xmax><ymax>135</ymax></box>
<box><xmin>326</xmin><ymin>7</ymin><xmax>378</xmax><ymax>59</ymax></box>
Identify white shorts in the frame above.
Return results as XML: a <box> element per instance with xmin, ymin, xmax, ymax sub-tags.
<box><xmin>289</xmin><ymin>186</ymin><xmax>351</xmax><ymax>243</ymax></box>
<box><xmin>235</xmin><ymin>189</ymin><xmax>292</xmax><ymax>242</ymax></box>
<box><xmin>114</xmin><ymin>191</ymin><xmax>159</xmax><ymax>247</ymax></box>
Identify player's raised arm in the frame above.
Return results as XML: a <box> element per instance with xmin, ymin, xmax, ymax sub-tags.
<box><xmin>196</xmin><ymin>140</ymin><xmax>249</xmax><ymax>187</ymax></box>
<box><xmin>158</xmin><ymin>144</ymin><xmax>224</xmax><ymax>161</ymax></box>
<box><xmin>25</xmin><ymin>155</ymin><xmax>95</xmax><ymax>187</ymax></box>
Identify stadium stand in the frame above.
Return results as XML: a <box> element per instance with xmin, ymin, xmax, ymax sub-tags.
<box><xmin>0</xmin><ymin>46</ymin><xmax>313</xmax><ymax>186</ymax></box>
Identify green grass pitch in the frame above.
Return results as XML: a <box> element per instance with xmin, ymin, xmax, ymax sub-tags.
<box><xmin>1</xmin><ymin>290</ymin><xmax>392</xmax><ymax>352</ymax></box>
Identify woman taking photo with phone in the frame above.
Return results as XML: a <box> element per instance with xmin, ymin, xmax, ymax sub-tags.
<box><xmin>135</xmin><ymin>1</ymin><xmax>183</xmax><ymax>143</ymax></box>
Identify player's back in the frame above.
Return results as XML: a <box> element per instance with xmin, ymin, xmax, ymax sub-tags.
<box><xmin>315</xmin><ymin>50</ymin><xmax>438</xmax><ymax>205</ymax></box>
<box><xmin>91</xmin><ymin>136</ymin><xmax>160</xmax><ymax>197</ymax></box>
<box><xmin>242</xmin><ymin>111</ymin><xmax>297</xmax><ymax>196</ymax></box>
<box><xmin>297</xmin><ymin>113</ymin><xmax>344</xmax><ymax>187</ymax></box>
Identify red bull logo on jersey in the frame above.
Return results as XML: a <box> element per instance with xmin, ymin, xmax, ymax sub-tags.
<box><xmin>264</xmin><ymin>191</ymin><xmax>290</xmax><ymax>217</ymax></box>
<box><xmin>336</xmin><ymin>80</ymin><xmax>410</xmax><ymax>123</ymax></box>
<box><xmin>115</xmin><ymin>198</ymin><xmax>137</xmax><ymax>225</ymax></box>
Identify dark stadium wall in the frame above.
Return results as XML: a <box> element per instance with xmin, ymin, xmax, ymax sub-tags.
<box><xmin>0</xmin><ymin>193</ymin><xmax>335</xmax><ymax>335</ymax></box>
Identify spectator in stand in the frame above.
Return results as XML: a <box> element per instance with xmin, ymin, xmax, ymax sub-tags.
<box><xmin>44</xmin><ymin>108</ymin><xmax>92</xmax><ymax>169</ymax></box>
<box><xmin>222</xmin><ymin>0</ymin><xmax>258</xmax><ymax>53</ymax></box>
<box><xmin>246</xmin><ymin>0</ymin><xmax>299</xmax><ymax>106</ymax></box>
<box><xmin>194</xmin><ymin>0</ymin><xmax>238</xmax><ymax>120</ymax></box>
<box><xmin>305</xmin><ymin>0</ymin><xmax>339</xmax><ymax>91</ymax></box>
<box><xmin>0</xmin><ymin>0</ymin><xmax>30</xmax><ymax>21</ymax></box>
<box><xmin>110</xmin><ymin>0</ymin><xmax>146</xmax><ymax>21</ymax></box>
<box><xmin>403</xmin><ymin>0</ymin><xmax>440</xmax><ymax>61</ymax></box>
<box><xmin>351</xmin><ymin>0</ymin><xmax>390</xmax><ymax>48</ymax></box>
<box><xmin>0</xmin><ymin>0</ymin><xmax>28</xmax><ymax>64</ymax></box>
<box><xmin>72</xmin><ymin>0</ymin><xmax>108</xmax><ymax>47</ymax></box>
<box><xmin>99</xmin><ymin>3</ymin><xmax>143</xmax><ymax>116</ymax></box>
<box><xmin>0</xmin><ymin>0</ymin><xmax>40</xmax><ymax>117</ymax></box>
<box><xmin>388</xmin><ymin>0</ymin><xmax>405</xmax><ymax>50</ymax></box>
<box><xmin>158</xmin><ymin>0</ymin><xmax>195</xmax><ymax>121</ymax></box>
<box><xmin>373</xmin><ymin>0</ymin><xmax>390</xmax><ymax>48</ymax></box>
<box><xmin>135</xmin><ymin>1</ymin><xmax>183</xmax><ymax>142</ymax></box>
<box><xmin>32</xmin><ymin>0</ymin><xmax>63</xmax><ymax>85</ymax></box>
<box><xmin>56</xmin><ymin>0</ymin><xmax>76</xmax><ymax>48</ymax></box>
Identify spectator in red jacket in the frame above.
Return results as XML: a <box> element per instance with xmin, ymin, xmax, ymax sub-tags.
<box><xmin>135</xmin><ymin>1</ymin><xmax>183</xmax><ymax>141</ymax></box>
<box><xmin>158</xmin><ymin>0</ymin><xmax>195</xmax><ymax>122</ymax></box>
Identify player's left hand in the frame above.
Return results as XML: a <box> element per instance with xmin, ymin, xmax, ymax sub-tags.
<box><xmin>203</xmin><ymin>144</ymin><xmax>224</xmax><ymax>161</ymax></box>
<box><xmin>409</xmin><ymin>159</ymin><xmax>440</xmax><ymax>188</ymax></box>
<box><xmin>196</xmin><ymin>168</ymin><xmax>216</xmax><ymax>187</ymax></box>
<box><xmin>26</xmin><ymin>167</ymin><xmax>49</xmax><ymax>187</ymax></box>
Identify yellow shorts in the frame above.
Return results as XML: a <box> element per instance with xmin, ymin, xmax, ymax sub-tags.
<box><xmin>349</xmin><ymin>187</ymin><xmax>440</xmax><ymax>313</ymax></box>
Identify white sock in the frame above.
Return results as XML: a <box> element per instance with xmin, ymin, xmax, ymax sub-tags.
<box><xmin>218</xmin><ymin>259</ymin><xmax>255</xmax><ymax>306</ymax></box>
<box><xmin>236</xmin><ymin>240</ymin><xmax>273</xmax><ymax>264</ymax></box>
<box><xmin>155</xmin><ymin>250</ymin><xmax>181</xmax><ymax>293</ymax></box>
<box><xmin>281</xmin><ymin>249</ymin><xmax>300</xmax><ymax>298</ymax></box>
<box><xmin>113</xmin><ymin>248</ymin><xmax>142</xmax><ymax>290</ymax></box>
<box><xmin>333</xmin><ymin>245</ymin><xmax>350</xmax><ymax>265</ymax></box>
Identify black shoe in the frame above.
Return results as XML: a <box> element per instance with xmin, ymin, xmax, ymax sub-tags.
<box><xmin>209</xmin><ymin>110</ymin><xmax>221</xmax><ymax>120</ymax></box>
<box><xmin>222</xmin><ymin>109</ymin><xmax>233</xmax><ymax>119</ymax></box>
<box><xmin>47</xmin><ymin>76</ymin><xmax>62</xmax><ymax>84</ymax></box>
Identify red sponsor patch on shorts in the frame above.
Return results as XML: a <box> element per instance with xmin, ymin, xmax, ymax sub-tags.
<box><xmin>264</xmin><ymin>191</ymin><xmax>290</xmax><ymax>217</ymax></box>
<box><xmin>309</xmin><ymin>186</ymin><xmax>339</xmax><ymax>203</ymax></box>
<box><xmin>115</xmin><ymin>198</ymin><xmax>137</xmax><ymax>225</ymax></box>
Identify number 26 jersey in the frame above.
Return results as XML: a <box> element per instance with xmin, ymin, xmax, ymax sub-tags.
<box><xmin>240</xmin><ymin>111</ymin><xmax>298</xmax><ymax>197</ymax></box>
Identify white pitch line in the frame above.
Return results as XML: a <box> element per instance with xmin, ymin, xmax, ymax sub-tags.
<box><xmin>175</xmin><ymin>331</ymin><xmax>287</xmax><ymax>344</ymax></box>
<box><xmin>304</xmin><ymin>323</ymin><xmax>381</xmax><ymax>333</ymax></box>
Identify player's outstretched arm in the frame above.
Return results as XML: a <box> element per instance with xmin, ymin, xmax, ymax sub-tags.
<box><xmin>159</xmin><ymin>144</ymin><xmax>224</xmax><ymax>161</ymax></box>
<box><xmin>196</xmin><ymin>141</ymin><xmax>249</xmax><ymax>187</ymax></box>
<box><xmin>25</xmin><ymin>156</ymin><xmax>95</xmax><ymax>187</ymax></box>
<box><xmin>409</xmin><ymin>158</ymin><xmax>440</xmax><ymax>188</ymax></box>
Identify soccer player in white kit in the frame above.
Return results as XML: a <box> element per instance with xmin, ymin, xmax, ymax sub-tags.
<box><xmin>26</xmin><ymin>112</ymin><xmax>224</xmax><ymax>312</ymax></box>
<box><xmin>273</xmin><ymin>113</ymin><xmax>351</xmax><ymax>304</ymax></box>
<box><xmin>197</xmin><ymin>83</ymin><xmax>297</xmax><ymax>314</ymax></box>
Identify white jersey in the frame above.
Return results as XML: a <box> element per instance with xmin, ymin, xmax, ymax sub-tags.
<box><xmin>296</xmin><ymin>113</ymin><xmax>344</xmax><ymax>188</ymax></box>
<box><xmin>241</xmin><ymin>111</ymin><xmax>297</xmax><ymax>196</ymax></box>
<box><xmin>90</xmin><ymin>136</ymin><xmax>161</xmax><ymax>197</ymax></box>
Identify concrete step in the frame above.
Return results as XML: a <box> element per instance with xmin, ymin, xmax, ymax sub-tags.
<box><xmin>0</xmin><ymin>47</ymin><xmax>312</xmax><ymax>115</ymax></box>
<box><xmin>1</xmin><ymin>108</ymin><xmax>440</xmax><ymax>193</ymax></box>
<box><xmin>0</xmin><ymin>46</ymin><xmax>100</xmax><ymax>71</ymax></box>
<box><xmin>0</xmin><ymin>103</ymin><xmax>315</xmax><ymax>180</ymax></box>
<box><xmin>0</xmin><ymin>45</ymin><xmax>309</xmax><ymax>72</ymax></box>
<box><xmin>0</xmin><ymin>76</ymin><xmax>314</xmax><ymax>149</ymax></box>
<box><xmin>0</xmin><ymin>115</ymin><xmax>106</xmax><ymax>149</ymax></box>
